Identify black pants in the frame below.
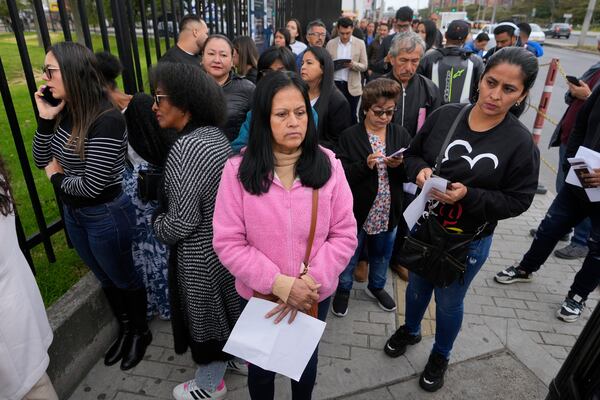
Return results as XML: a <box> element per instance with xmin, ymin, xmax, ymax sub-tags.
<box><xmin>335</xmin><ymin>80</ymin><xmax>360</xmax><ymax>125</ymax></box>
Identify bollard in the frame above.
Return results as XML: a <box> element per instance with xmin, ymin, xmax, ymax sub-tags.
<box><xmin>532</xmin><ymin>58</ymin><xmax>559</xmax><ymax>145</ymax></box>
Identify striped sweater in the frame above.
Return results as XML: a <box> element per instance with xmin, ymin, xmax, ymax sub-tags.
<box><xmin>32</xmin><ymin>104</ymin><xmax>128</xmax><ymax>207</ymax></box>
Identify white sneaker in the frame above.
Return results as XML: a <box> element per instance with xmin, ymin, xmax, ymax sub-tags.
<box><xmin>172</xmin><ymin>379</ymin><xmax>227</xmax><ymax>400</ymax></box>
<box><xmin>226</xmin><ymin>359</ymin><xmax>249</xmax><ymax>376</ymax></box>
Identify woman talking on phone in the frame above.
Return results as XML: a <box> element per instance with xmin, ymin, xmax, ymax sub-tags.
<box><xmin>383</xmin><ymin>47</ymin><xmax>540</xmax><ymax>392</ymax></box>
<box><xmin>32</xmin><ymin>42</ymin><xmax>150</xmax><ymax>371</ymax></box>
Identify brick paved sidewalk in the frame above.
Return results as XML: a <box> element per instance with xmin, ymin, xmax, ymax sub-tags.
<box><xmin>69</xmin><ymin>192</ymin><xmax>598</xmax><ymax>400</ymax></box>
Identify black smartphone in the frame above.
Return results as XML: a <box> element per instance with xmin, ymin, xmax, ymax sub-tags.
<box><xmin>41</xmin><ymin>86</ymin><xmax>61</xmax><ymax>106</ymax></box>
<box><xmin>566</xmin><ymin>75</ymin><xmax>581</xmax><ymax>86</ymax></box>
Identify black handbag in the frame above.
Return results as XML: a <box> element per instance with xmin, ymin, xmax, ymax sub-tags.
<box><xmin>398</xmin><ymin>105</ymin><xmax>485</xmax><ymax>288</ymax></box>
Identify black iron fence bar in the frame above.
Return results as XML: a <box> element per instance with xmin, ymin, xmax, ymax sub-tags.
<box><xmin>138</xmin><ymin>0</ymin><xmax>153</xmax><ymax>72</ymax></box>
<box><xmin>32</xmin><ymin>0</ymin><xmax>52</xmax><ymax>52</ymax></box>
<box><xmin>111</xmin><ymin>0</ymin><xmax>137</xmax><ymax>93</ymax></box>
<box><xmin>77</xmin><ymin>0</ymin><xmax>94</xmax><ymax>51</ymax></box>
<box><xmin>149</xmin><ymin>0</ymin><xmax>162</xmax><ymax>59</ymax></box>
<box><xmin>235</xmin><ymin>0</ymin><xmax>242</xmax><ymax>37</ymax></box>
<box><xmin>226</xmin><ymin>0</ymin><xmax>234</xmax><ymax>39</ymax></box>
<box><xmin>178</xmin><ymin>0</ymin><xmax>185</xmax><ymax>19</ymax></box>
<box><xmin>160</xmin><ymin>0</ymin><xmax>170</xmax><ymax>49</ymax></box>
<box><xmin>96</xmin><ymin>0</ymin><xmax>111</xmax><ymax>52</ymax></box>
<box><xmin>125</xmin><ymin>0</ymin><xmax>145</xmax><ymax>92</ymax></box>
<box><xmin>207</xmin><ymin>0</ymin><xmax>214</xmax><ymax>34</ymax></box>
<box><xmin>170</xmin><ymin>0</ymin><xmax>178</xmax><ymax>42</ymax></box>
<box><xmin>56</xmin><ymin>0</ymin><xmax>72</xmax><ymax>42</ymax></box>
<box><xmin>0</xmin><ymin>56</ymin><xmax>56</xmax><ymax>265</ymax></box>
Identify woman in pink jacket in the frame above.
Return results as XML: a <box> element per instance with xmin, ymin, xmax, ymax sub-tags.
<box><xmin>213</xmin><ymin>71</ymin><xmax>357</xmax><ymax>400</ymax></box>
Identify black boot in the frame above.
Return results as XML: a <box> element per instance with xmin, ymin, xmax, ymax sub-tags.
<box><xmin>120</xmin><ymin>288</ymin><xmax>152</xmax><ymax>371</ymax></box>
<box><xmin>103</xmin><ymin>287</ymin><xmax>132</xmax><ymax>366</ymax></box>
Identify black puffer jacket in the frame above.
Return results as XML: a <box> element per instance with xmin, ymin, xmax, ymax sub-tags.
<box><xmin>222</xmin><ymin>73</ymin><xmax>255</xmax><ymax>142</ymax></box>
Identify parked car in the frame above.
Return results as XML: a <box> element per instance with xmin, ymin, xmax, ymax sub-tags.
<box><xmin>545</xmin><ymin>23</ymin><xmax>571</xmax><ymax>39</ymax></box>
<box><xmin>528</xmin><ymin>23</ymin><xmax>546</xmax><ymax>44</ymax></box>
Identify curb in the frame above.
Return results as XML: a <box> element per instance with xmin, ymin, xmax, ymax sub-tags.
<box><xmin>46</xmin><ymin>272</ymin><xmax>117</xmax><ymax>400</ymax></box>
<box><xmin>543</xmin><ymin>42</ymin><xmax>599</xmax><ymax>55</ymax></box>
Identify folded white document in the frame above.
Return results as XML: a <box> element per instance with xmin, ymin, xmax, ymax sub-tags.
<box><xmin>223</xmin><ymin>297</ymin><xmax>326</xmax><ymax>381</ymax></box>
<box><xmin>403</xmin><ymin>176</ymin><xmax>448</xmax><ymax>231</ymax></box>
<box><xmin>565</xmin><ymin>146</ymin><xmax>600</xmax><ymax>202</ymax></box>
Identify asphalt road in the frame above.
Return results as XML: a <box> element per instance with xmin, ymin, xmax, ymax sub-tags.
<box><xmin>546</xmin><ymin>32</ymin><xmax>599</xmax><ymax>47</ymax></box>
<box><xmin>517</xmin><ymin>45</ymin><xmax>599</xmax><ymax>194</ymax></box>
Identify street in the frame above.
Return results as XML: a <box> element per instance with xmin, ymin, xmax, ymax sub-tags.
<box><xmin>518</xmin><ymin>45</ymin><xmax>599</xmax><ymax>195</ymax></box>
<box><xmin>546</xmin><ymin>31</ymin><xmax>600</xmax><ymax>47</ymax></box>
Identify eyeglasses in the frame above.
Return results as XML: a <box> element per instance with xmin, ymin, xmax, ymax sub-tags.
<box><xmin>371</xmin><ymin>107</ymin><xmax>396</xmax><ymax>117</ymax></box>
<box><xmin>307</xmin><ymin>32</ymin><xmax>326</xmax><ymax>38</ymax></box>
<box><xmin>153</xmin><ymin>94</ymin><xmax>169</xmax><ymax>105</ymax></box>
<box><xmin>42</xmin><ymin>65</ymin><xmax>60</xmax><ymax>79</ymax></box>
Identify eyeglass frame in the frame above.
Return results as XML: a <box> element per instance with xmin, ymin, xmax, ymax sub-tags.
<box><xmin>153</xmin><ymin>94</ymin><xmax>170</xmax><ymax>105</ymax></box>
<box><xmin>370</xmin><ymin>107</ymin><xmax>397</xmax><ymax>118</ymax></box>
<box><xmin>42</xmin><ymin>65</ymin><xmax>60</xmax><ymax>80</ymax></box>
<box><xmin>307</xmin><ymin>32</ymin><xmax>327</xmax><ymax>38</ymax></box>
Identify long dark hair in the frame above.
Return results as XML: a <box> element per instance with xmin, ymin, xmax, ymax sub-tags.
<box><xmin>256</xmin><ymin>46</ymin><xmax>296</xmax><ymax>81</ymax></box>
<box><xmin>275</xmin><ymin>27</ymin><xmax>291</xmax><ymax>48</ymax></box>
<box><xmin>233</xmin><ymin>35</ymin><xmax>259</xmax><ymax>76</ymax></box>
<box><xmin>302</xmin><ymin>46</ymin><xmax>334</xmax><ymax>133</ymax></box>
<box><xmin>287</xmin><ymin>18</ymin><xmax>304</xmax><ymax>43</ymax></box>
<box><xmin>50</xmin><ymin>42</ymin><xmax>109</xmax><ymax>158</ymax></box>
<box><xmin>0</xmin><ymin>156</ymin><xmax>13</xmax><ymax>216</ymax></box>
<box><xmin>481</xmin><ymin>47</ymin><xmax>538</xmax><ymax>116</ymax></box>
<box><xmin>421</xmin><ymin>20</ymin><xmax>438</xmax><ymax>51</ymax></box>
<box><xmin>238</xmin><ymin>71</ymin><xmax>331</xmax><ymax>195</ymax></box>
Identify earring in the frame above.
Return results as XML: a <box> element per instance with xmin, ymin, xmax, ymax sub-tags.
<box><xmin>515</xmin><ymin>101</ymin><xmax>521</xmax><ymax>107</ymax></box>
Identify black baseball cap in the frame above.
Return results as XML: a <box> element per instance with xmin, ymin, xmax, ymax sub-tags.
<box><xmin>446</xmin><ymin>20</ymin><xmax>470</xmax><ymax>41</ymax></box>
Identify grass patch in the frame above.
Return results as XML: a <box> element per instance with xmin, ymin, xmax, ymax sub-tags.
<box><xmin>0</xmin><ymin>31</ymin><xmax>169</xmax><ymax>306</ymax></box>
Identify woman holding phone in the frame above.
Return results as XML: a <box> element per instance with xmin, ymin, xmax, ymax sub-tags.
<box><xmin>333</xmin><ymin>78</ymin><xmax>411</xmax><ymax>317</ymax></box>
<box><xmin>32</xmin><ymin>42</ymin><xmax>150</xmax><ymax>371</ymax></box>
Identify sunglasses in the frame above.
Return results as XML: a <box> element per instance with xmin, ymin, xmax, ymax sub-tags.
<box><xmin>153</xmin><ymin>94</ymin><xmax>169</xmax><ymax>105</ymax></box>
<box><xmin>42</xmin><ymin>65</ymin><xmax>60</xmax><ymax>79</ymax></box>
<box><xmin>371</xmin><ymin>108</ymin><xmax>396</xmax><ymax>117</ymax></box>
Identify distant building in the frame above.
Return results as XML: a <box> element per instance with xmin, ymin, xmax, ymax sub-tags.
<box><xmin>429</xmin><ymin>0</ymin><xmax>513</xmax><ymax>9</ymax></box>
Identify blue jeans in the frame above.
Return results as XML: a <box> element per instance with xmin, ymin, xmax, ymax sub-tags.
<box><xmin>404</xmin><ymin>235</ymin><xmax>493</xmax><ymax>359</ymax></box>
<box><xmin>557</xmin><ymin>143</ymin><xmax>591</xmax><ymax>247</ymax></box>
<box><xmin>63</xmin><ymin>192</ymin><xmax>142</xmax><ymax>289</ymax></box>
<box><xmin>338</xmin><ymin>228</ymin><xmax>397</xmax><ymax>292</ymax></box>
<box><xmin>244</xmin><ymin>297</ymin><xmax>331</xmax><ymax>400</ymax></box>
<box><xmin>520</xmin><ymin>186</ymin><xmax>600</xmax><ymax>300</ymax></box>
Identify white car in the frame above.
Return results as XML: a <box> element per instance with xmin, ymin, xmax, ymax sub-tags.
<box><xmin>529</xmin><ymin>23</ymin><xmax>546</xmax><ymax>44</ymax></box>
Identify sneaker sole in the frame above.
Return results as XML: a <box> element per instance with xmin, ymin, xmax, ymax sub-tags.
<box><xmin>384</xmin><ymin>335</ymin><xmax>421</xmax><ymax>358</ymax></box>
<box><xmin>554</xmin><ymin>251</ymin><xmax>588</xmax><ymax>260</ymax></box>
<box><xmin>556</xmin><ymin>309</ymin><xmax>579</xmax><ymax>323</ymax></box>
<box><xmin>365</xmin><ymin>288</ymin><xmax>397</xmax><ymax>312</ymax></box>
<box><xmin>494</xmin><ymin>276</ymin><xmax>532</xmax><ymax>285</ymax></box>
<box><xmin>419</xmin><ymin>375</ymin><xmax>444</xmax><ymax>392</ymax></box>
<box><xmin>331</xmin><ymin>307</ymin><xmax>348</xmax><ymax>317</ymax></box>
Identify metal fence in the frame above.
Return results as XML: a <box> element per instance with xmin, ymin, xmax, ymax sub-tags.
<box><xmin>0</xmin><ymin>0</ymin><xmax>261</xmax><ymax>273</ymax></box>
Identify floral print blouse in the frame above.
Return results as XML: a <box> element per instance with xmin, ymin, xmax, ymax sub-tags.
<box><xmin>363</xmin><ymin>133</ymin><xmax>391</xmax><ymax>234</ymax></box>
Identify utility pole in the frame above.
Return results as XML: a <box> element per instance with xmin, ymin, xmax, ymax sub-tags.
<box><xmin>491</xmin><ymin>0</ymin><xmax>497</xmax><ymax>24</ymax></box>
<box><xmin>578</xmin><ymin>0</ymin><xmax>597</xmax><ymax>47</ymax></box>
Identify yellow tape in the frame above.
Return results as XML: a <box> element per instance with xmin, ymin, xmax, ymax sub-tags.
<box><xmin>526</xmin><ymin>102</ymin><xmax>560</xmax><ymax>126</ymax></box>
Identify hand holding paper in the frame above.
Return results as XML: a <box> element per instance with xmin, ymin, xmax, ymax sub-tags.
<box><xmin>403</xmin><ymin>175</ymin><xmax>449</xmax><ymax>231</ymax></box>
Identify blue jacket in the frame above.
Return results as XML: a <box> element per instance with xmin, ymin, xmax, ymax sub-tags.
<box><xmin>230</xmin><ymin>108</ymin><xmax>320</xmax><ymax>153</ymax></box>
<box><xmin>463</xmin><ymin>41</ymin><xmax>484</xmax><ymax>57</ymax></box>
<box><xmin>525</xmin><ymin>41</ymin><xmax>544</xmax><ymax>58</ymax></box>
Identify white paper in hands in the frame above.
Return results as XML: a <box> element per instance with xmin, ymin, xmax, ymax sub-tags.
<box><xmin>565</xmin><ymin>146</ymin><xmax>600</xmax><ymax>202</ymax></box>
<box><xmin>403</xmin><ymin>176</ymin><xmax>449</xmax><ymax>231</ymax></box>
<box><xmin>223</xmin><ymin>297</ymin><xmax>326</xmax><ymax>381</ymax></box>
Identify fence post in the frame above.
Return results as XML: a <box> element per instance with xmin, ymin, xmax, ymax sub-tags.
<box><xmin>111</xmin><ymin>0</ymin><xmax>138</xmax><ymax>93</ymax></box>
<box><xmin>56</xmin><ymin>0</ymin><xmax>72</xmax><ymax>41</ymax></box>
<box><xmin>532</xmin><ymin>58</ymin><xmax>558</xmax><ymax>145</ymax></box>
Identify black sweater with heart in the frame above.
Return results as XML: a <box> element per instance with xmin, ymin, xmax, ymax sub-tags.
<box><xmin>404</xmin><ymin>103</ymin><xmax>540</xmax><ymax>236</ymax></box>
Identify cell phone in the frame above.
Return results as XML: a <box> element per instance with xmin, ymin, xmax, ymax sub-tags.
<box><xmin>387</xmin><ymin>147</ymin><xmax>407</xmax><ymax>159</ymax></box>
<box><xmin>568</xmin><ymin>157</ymin><xmax>594</xmax><ymax>188</ymax></box>
<box><xmin>41</xmin><ymin>86</ymin><xmax>61</xmax><ymax>107</ymax></box>
<box><xmin>566</xmin><ymin>75</ymin><xmax>581</xmax><ymax>86</ymax></box>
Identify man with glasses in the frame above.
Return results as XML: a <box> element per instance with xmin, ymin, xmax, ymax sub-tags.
<box><xmin>373</xmin><ymin>6</ymin><xmax>414</xmax><ymax>75</ymax></box>
<box><xmin>296</xmin><ymin>19</ymin><xmax>328</xmax><ymax>70</ymax></box>
<box><xmin>159</xmin><ymin>14</ymin><xmax>208</xmax><ymax>66</ymax></box>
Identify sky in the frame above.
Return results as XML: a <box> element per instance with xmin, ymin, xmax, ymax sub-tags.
<box><xmin>384</xmin><ymin>0</ymin><xmax>425</xmax><ymax>13</ymax></box>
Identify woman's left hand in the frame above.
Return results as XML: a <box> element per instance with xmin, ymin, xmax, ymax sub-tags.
<box><xmin>265</xmin><ymin>301</ymin><xmax>299</xmax><ymax>324</ymax></box>
<box><xmin>384</xmin><ymin>156</ymin><xmax>403</xmax><ymax>168</ymax></box>
<box><xmin>430</xmin><ymin>182</ymin><xmax>468</xmax><ymax>205</ymax></box>
<box><xmin>44</xmin><ymin>158</ymin><xmax>64</xmax><ymax>179</ymax></box>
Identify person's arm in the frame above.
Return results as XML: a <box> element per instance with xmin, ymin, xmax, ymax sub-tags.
<box><xmin>153</xmin><ymin>137</ymin><xmax>207</xmax><ymax>245</ymax></box>
<box><xmin>350</xmin><ymin>41</ymin><xmax>368</xmax><ymax>72</ymax></box>
<box><xmin>212</xmin><ymin>159</ymin><xmax>283</xmax><ymax>295</ymax></box>
<box><xmin>403</xmin><ymin>108</ymin><xmax>440</xmax><ymax>181</ymax></box>
<box><xmin>336</xmin><ymin>126</ymin><xmax>373</xmax><ymax>186</ymax></box>
<box><xmin>32</xmin><ymin>117</ymin><xmax>55</xmax><ymax>168</ymax></box>
<box><xmin>565</xmin><ymin>84</ymin><xmax>600</xmax><ymax>168</ymax></box>
<box><xmin>302</xmin><ymin>158</ymin><xmax>358</xmax><ymax>299</ymax></box>
<box><xmin>51</xmin><ymin>114</ymin><xmax>126</xmax><ymax>198</ymax></box>
<box><xmin>460</xmin><ymin>140</ymin><xmax>540</xmax><ymax>222</ymax></box>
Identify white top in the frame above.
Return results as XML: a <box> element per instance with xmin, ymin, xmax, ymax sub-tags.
<box><xmin>0</xmin><ymin>191</ymin><xmax>53</xmax><ymax>400</ymax></box>
<box><xmin>290</xmin><ymin>40</ymin><xmax>308</xmax><ymax>56</ymax></box>
<box><xmin>310</xmin><ymin>96</ymin><xmax>319</xmax><ymax>107</ymax></box>
<box><xmin>333</xmin><ymin>37</ymin><xmax>352</xmax><ymax>82</ymax></box>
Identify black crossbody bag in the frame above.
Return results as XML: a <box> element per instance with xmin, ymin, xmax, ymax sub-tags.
<box><xmin>398</xmin><ymin>105</ymin><xmax>485</xmax><ymax>288</ymax></box>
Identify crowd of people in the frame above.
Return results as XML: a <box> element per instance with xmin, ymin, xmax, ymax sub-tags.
<box><xmin>1</xmin><ymin>5</ymin><xmax>599</xmax><ymax>400</ymax></box>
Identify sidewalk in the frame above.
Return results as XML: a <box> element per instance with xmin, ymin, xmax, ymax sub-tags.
<box><xmin>68</xmin><ymin>192</ymin><xmax>598</xmax><ymax>400</ymax></box>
